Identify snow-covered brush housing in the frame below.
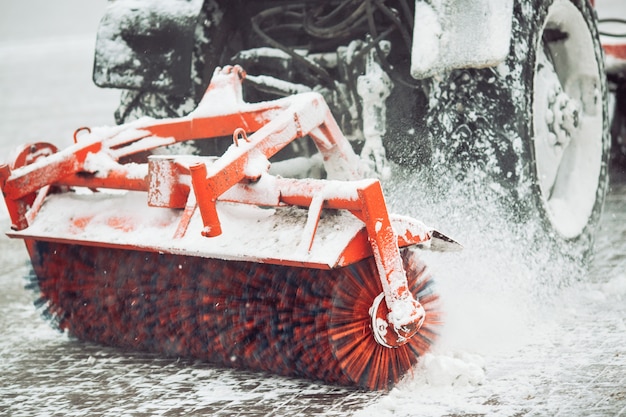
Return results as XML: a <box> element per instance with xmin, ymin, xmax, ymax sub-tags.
<box><xmin>0</xmin><ymin>65</ymin><xmax>464</xmax><ymax>390</ymax></box>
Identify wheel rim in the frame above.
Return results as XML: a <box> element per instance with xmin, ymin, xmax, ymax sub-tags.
<box><xmin>533</xmin><ymin>0</ymin><xmax>604</xmax><ymax>239</ymax></box>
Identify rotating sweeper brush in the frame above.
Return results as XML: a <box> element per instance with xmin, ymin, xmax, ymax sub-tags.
<box><xmin>0</xmin><ymin>66</ymin><xmax>460</xmax><ymax>390</ymax></box>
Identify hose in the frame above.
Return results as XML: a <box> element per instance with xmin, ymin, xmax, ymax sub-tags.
<box><xmin>250</xmin><ymin>0</ymin><xmax>421</xmax><ymax>91</ymax></box>
<box><xmin>598</xmin><ymin>18</ymin><xmax>626</xmax><ymax>38</ymax></box>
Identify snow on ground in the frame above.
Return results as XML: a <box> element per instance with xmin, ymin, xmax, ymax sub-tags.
<box><xmin>1</xmin><ymin>1</ymin><xmax>625</xmax><ymax>416</ymax></box>
<box><xmin>355</xmin><ymin>166</ymin><xmax>626</xmax><ymax>416</ymax></box>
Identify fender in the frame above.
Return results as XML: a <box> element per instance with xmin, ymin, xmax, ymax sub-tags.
<box><xmin>410</xmin><ymin>0</ymin><xmax>514</xmax><ymax>79</ymax></box>
<box><xmin>93</xmin><ymin>0</ymin><xmax>515</xmax><ymax>91</ymax></box>
<box><xmin>93</xmin><ymin>0</ymin><xmax>204</xmax><ymax>95</ymax></box>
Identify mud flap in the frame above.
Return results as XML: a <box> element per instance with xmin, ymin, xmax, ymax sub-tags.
<box><xmin>93</xmin><ymin>0</ymin><xmax>204</xmax><ymax>95</ymax></box>
<box><xmin>410</xmin><ymin>0</ymin><xmax>514</xmax><ymax>79</ymax></box>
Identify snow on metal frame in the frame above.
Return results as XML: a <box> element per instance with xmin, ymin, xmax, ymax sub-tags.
<box><xmin>8</xmin><ymin>187</ymin><xmax>429</xmax><ymax>270</ymax></box>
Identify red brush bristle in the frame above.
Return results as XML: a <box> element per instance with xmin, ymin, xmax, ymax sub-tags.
<box><xmin>27</xmin><ymin>241</ymin><xmax>439</xmax><ymax>390</ymax></box>
<box><xmin>328</xmin><ymin>249</ymin><xmax>440</xmax><ymax>389</ymax></box>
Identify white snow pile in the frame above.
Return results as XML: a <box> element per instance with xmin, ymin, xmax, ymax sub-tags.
<box><xmin>416</xmin><ymin>352</ymin><xmax>486</xmax><ymax>387</ymax></box>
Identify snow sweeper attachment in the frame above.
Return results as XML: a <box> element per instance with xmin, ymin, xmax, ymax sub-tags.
<box><xmin>0</xmin><ymin>66</ymin><xmax>460</xmax><ymax>390</ymax></box>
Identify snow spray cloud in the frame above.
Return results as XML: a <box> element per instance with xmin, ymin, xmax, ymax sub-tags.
<box><xmin>383</xmin><ymin>163</ymin><xmax>587</xmax><ymax>358</ymax></box>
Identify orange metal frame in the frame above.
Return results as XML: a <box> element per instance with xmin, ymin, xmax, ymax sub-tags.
<box><xmin>0</xmin><ymin>65</ymin><xmax>429</xmax><ymax>346</ymax></box>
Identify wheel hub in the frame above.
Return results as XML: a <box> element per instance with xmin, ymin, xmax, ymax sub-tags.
<box><xmin>369</xmin><ymin>292</ymin><xmax>426</xmax><ymax>348</ymax></box>
<box><xmin>545</xmin><ymin>87</ymin><xmax>581</xmax><ymax>148</ymax></box>
<box><xmin>532</xmin><ymin>0</ymin><xmax>606</xmax><ymax>239</ymax></box>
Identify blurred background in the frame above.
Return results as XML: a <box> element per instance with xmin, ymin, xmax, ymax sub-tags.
<box><xmin>0</xmin><ymin>0</ymin><xmax>108</xmax><ymax>42</ymax></box>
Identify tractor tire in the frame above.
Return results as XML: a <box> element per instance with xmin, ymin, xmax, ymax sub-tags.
<box><xmin>114</xmin><ymin>0</ymin><xmax>232</xmax><ymax>125</ymax></box>
<box><xmin>427</xmin><ymin>0</ymin><xmax>610</xmax><ymax>261</ymax></box>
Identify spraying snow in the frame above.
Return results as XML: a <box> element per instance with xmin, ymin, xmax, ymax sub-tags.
<box><xmin>353</xmin><ymin>162</ymin><xmax>625</xmax><ymax>416</ymax></box>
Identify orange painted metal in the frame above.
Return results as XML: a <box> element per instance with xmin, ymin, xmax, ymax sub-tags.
<box><xmin>0</xmin><ymin>64</ymin><xmax>428</xmax><ymax>342</ymax></box>
<box><xmin>604</xmin><ymin>43</ymin><xmax>626</xmax><ymax>61</ymax></box>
